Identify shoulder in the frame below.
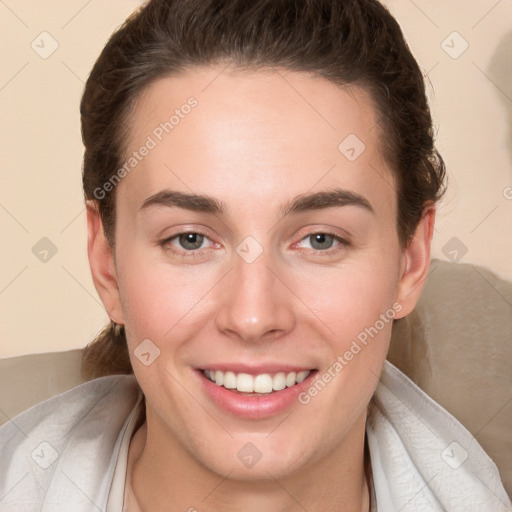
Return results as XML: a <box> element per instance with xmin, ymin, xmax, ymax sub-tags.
<box><xmin>367</xmin><ymin>361</ymin><xmax>512</xmax><ymax>511</ymax></box>
<box><xmin>0</xmin><ymin>374</ymin><xmax>141</xmax><ymax>445</ymax></box>
<box><xmin>0</xmin><ymin>374</ymin><xmax>142</xmax><ymax>512</ymax></box>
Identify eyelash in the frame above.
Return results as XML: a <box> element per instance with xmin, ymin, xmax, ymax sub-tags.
<box><xmin>159</xmin><ymin>230</ymin><xmax>351</xmax><ymax>257</ymax></box>
<box><xmin>159</xmin><ymin>231</ymin><xmax>214</xmax><ymax>258</ymax></box>
<box><xmin>295</xmin><ymin>231</ymin><xmax>351</xmax><ymax>255</ymax></box>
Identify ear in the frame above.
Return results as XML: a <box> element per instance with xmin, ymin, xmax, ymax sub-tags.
<box><xmin>394</xmin><ymin>204</ymin><xmax>436</xmax><ymax>319</ymax></box>
<box><xmin>86</xmin><ymin>202</ymin><xmax>124</xmax><ymax>324</ymax></box>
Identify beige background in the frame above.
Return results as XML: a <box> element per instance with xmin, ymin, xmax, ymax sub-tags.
<box><xmin>0</xmin><ymin>1</ymin><xmax>511</xmax><ymax>358</ymax></box>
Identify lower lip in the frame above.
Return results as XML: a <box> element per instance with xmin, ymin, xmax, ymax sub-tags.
<box><xmin>196</xmin><ymin>369</ymin><xmax>318</xmax><ymax>419</ymax></box>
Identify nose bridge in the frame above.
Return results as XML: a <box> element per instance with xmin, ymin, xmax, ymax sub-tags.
<box><xmin>215</xmin><ymin>241</ymin><xmax>295</xmax><ymax>342</ymax></box>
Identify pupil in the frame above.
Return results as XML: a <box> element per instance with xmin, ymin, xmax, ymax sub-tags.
<box><xmin>311</xmin><ymin>233</ymin><xmax>332</xmax><ymax>250</ymax></box>
<box><xmin>180</xmin><ymin>233</ymin><xmax>203</xmax><ymax>250</ymax></box>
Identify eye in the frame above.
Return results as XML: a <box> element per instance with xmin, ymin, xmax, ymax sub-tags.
<box><xmin>160</xmin><ymin>231</ymin><xmax>214</xmax><ymax>253</ymax></box>
<box><xmin>176</xmin><ymin>232</ymin><xmax>207</xmax><ymax>250</ymax></box>
<box><xmin>296</xmin><ymin>232</ymin><xmax>349</xmax><ymax>254</ymax></box>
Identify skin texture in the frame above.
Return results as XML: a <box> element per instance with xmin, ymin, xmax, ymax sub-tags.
<box><xmin>87</xmin><ymin>66</ymin><xmax>435</xmax><ymax>512</ymax></box>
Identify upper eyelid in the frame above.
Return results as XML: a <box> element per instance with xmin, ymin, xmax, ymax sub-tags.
<box><xmin>161</xmin><ymin>229</ymin><xmax>346</xmax><ymax>241</ymax></box>
<box><xmin>294</xmin><ymin>232</ymin><xmax>349</xmax><ymax>251</ymax></box>
<box><xmin>162</xmin><ymin>231</ymin><xmax>214</xmax><ymax>247</ymax></box>
<box><xmin>160</xmin><ymin>228</ymin><xmax>214</xmax><ymax>243</ymax></box>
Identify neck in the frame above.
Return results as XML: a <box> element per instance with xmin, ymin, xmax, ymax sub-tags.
<box><xmin>128</xmin><ymin>407</ymin><xmax>370</xmax><ymax>512</ymax></box>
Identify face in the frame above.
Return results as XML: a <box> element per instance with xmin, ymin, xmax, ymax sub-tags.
<box><xmin>89</xmin><ymin>65</ymin><xmax>433</xmax><ymax>481</ymax></box>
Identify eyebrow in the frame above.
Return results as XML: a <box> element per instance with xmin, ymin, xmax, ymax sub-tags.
<box><xmin>139</xmin><ymin>188</ymin><xmax>374</xmax><ymax>216</ymax></box>
<box><xmin>140</xmin><ymin>190</ymin><xmax>224</xmax><ymax>214</ymax></box>
<box><xmin>281</xmin><ymin>188</ymin><xmax>374</xmax><ymax>216</ymax></box>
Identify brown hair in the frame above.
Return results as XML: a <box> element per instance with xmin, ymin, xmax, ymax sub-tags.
<box><xmin>80</xmin><ymin>0</ymin><xmax>446</xmax><ymax>380</ymax></box>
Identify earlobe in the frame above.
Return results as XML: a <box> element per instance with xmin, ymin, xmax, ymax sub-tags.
<box><xmin>86</xmin><ymin>202</ymin><xmax>124</xmax><ymax>324</ymax></box>
<box><xmin>395</xmin><ymin>204</ymin><xmax>436</xmax><ymax>319</ymax></box>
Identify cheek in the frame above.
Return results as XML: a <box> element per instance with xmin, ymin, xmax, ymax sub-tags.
<box><xmin>116</xmin><ymin>251</ymin><xmax>218</xmax><ymax>344</ymax></box>
<box><xmin>288</xmin><ymin>256</ymin><xmax>400</xmax><ymax>415</ymax></box>
<box><xmin>293</xmin><ymin>256</ymin><xmax>400</xmax><ymax>404</ymax></box>
<box><xmin>291</xmin><ymin>256</ymin><xmax>401</xmax><ymax>344</ymax></box>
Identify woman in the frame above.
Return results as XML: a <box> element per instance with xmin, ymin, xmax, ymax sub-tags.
<box><xmin>1</xmin><ymin>0</ymin><xmax>510</xmax><ymax>511</ymax></box>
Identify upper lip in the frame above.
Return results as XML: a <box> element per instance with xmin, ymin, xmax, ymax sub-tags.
<box><xmin>197</xmin><ymin>363</ymin><xmax>316</xmax><ymax>375</ymax></box>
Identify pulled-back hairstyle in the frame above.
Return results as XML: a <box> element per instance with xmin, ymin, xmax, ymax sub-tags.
<box><xmin>80</xmin><ymin>0</ymin><xmax>446</xmax><ymax>380</ymax></box>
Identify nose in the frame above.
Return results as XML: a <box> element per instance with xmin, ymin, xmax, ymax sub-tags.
<box><xmin>215</xmin><ymin>246</ymin><xmax>296</xmax><ymax>344</ymax></box>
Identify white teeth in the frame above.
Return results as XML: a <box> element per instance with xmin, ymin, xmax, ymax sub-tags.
<box><xmin>203</xmin><ymin>369</ymin><xmax>311</xmax><ymax>393</ymax></box>
<box><xmin>214</xmin><ymin>370</ymin><xmax>224</xmax><ymax>386</ymax></box>
<box><xmin>223</xmin><ymin>371</ymin><xmax>237</xmax><ymax>389</ymax></box>
<box><xmin>272</xmin><ymin>372</ymin><xmax>286</xmax><ymax>391</ymax></box>
<box><xmin>254</xmin><ymin>374</ymin><xmax>273</xmax><ymax>393</ymax></box>
<box><xmin>237</xmin><ymin>373</ymin><xmax>254</xmax><ymax>392</ymax></box>
<box><xmin>296</xmin><ymin>371</ymin><xmax>309</xmax><ymax>383</ymax></box>
<box><xmin>286</xmin><ymin>372</ymin><xmax>296</xmax><ymax>387</ymax></box>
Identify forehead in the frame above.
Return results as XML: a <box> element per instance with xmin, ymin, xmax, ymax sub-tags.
<box><xmin>118</xmin><ymin>65</ymin><xmax>395</xmax><ymax>217</ymax></box>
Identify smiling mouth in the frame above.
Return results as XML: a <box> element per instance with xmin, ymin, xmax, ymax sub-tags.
<box><xmin>201</xmin><ymin>369</ymin><xmax>316</xmax><ymax>394</ymax></box>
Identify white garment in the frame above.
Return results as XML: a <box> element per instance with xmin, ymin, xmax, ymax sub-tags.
<box><xmin>0</xmin><ymin>361</ymin><xmax>510</xmax><ymax>511</ymax></box>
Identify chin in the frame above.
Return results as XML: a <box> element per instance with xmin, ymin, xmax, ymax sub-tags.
<box><xmin>195</xmin><ymin>431</ymin><xmax>317</xmax><ymax>482</ymax></box>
